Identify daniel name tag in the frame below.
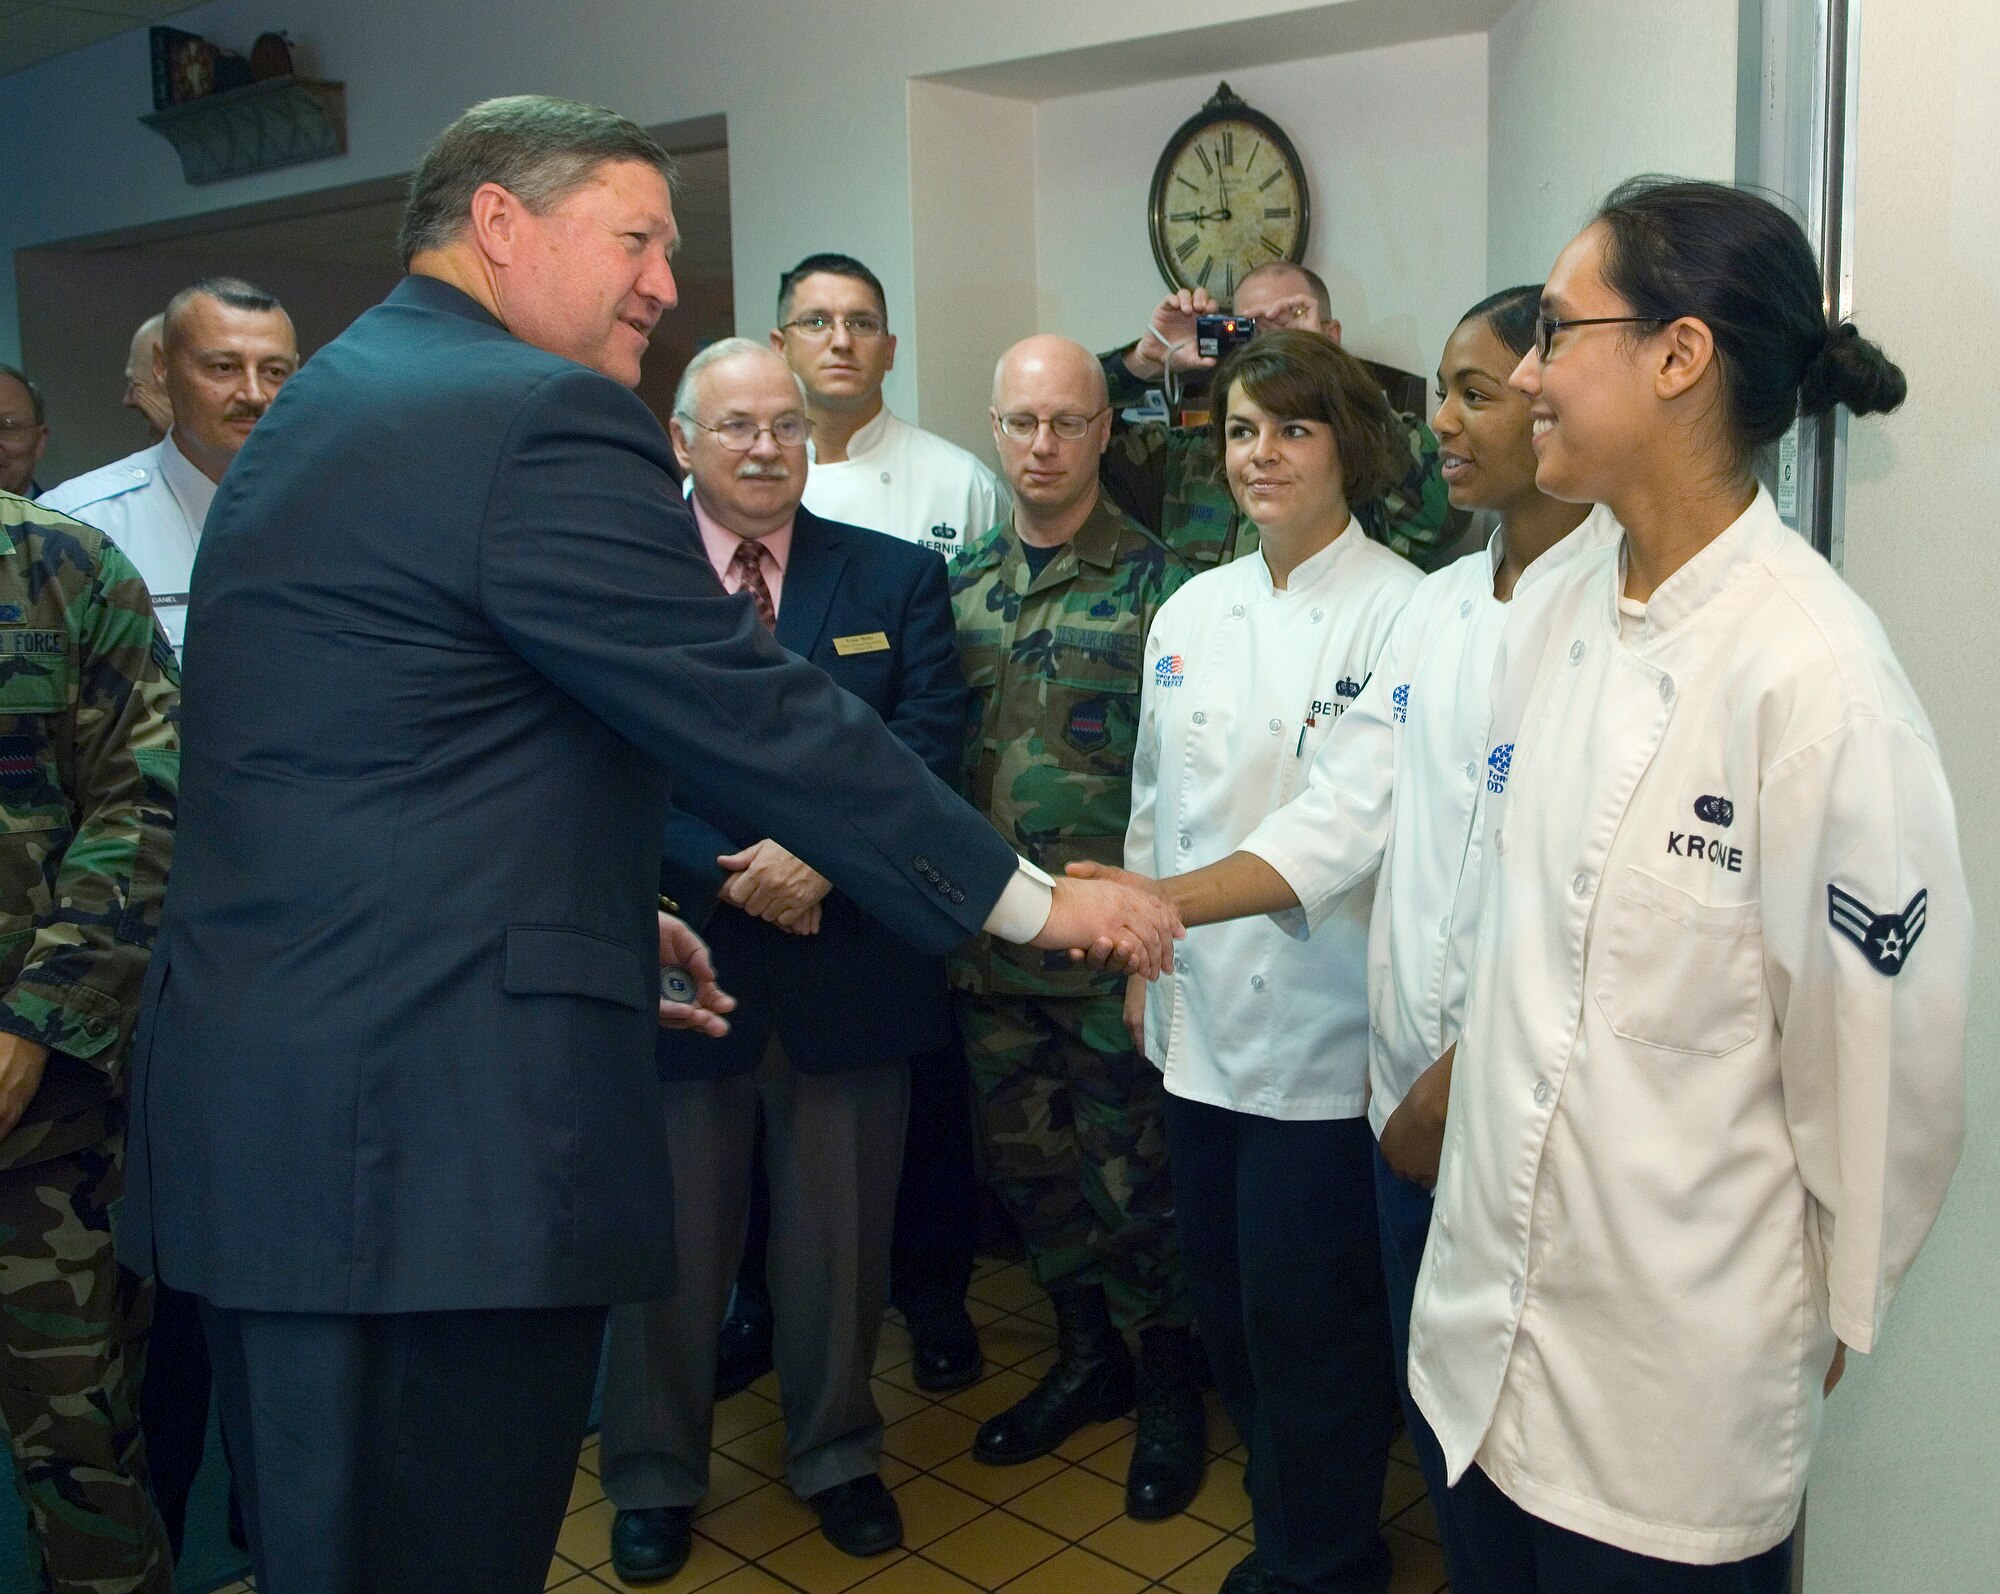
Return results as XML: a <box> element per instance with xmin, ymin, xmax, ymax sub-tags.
<box><xmin>833</xmin><ymin>631</ymin><xmax>891</xmax><ymax>656</ymax></box>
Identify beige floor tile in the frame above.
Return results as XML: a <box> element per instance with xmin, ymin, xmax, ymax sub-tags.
<box><xmin>1387</xmin><ymin>1524</ymin><xmax>1449</xmax><ymax>1594</ymax></box>
<box><xmin>977</xmin><ymin>1317</ymin><xmax>1058</xmax><ymax>1370</ymax></box>
<box><xmin>699</xmin><ymin>1568</ymin><xmax>803</xmax><ymax>1593</ymax></box>
<box><xmin>759</xmin><ymin>1525</ymin><xmax>905</xmax><ymax>1593</ymax></box>
<box><xmin>699</xmin><ymin>1452</ymin><xmax>776</xmax><ymax>1513</ymax></box>
<box><xmin>1184</xmin><ymin>1455</ymin><xmax>1252</xmax><ymax>1533</ymax></box>
<box><xmin>595</xmin><ymin>1533</ymin><xmax>746</xmax><ymax>1592</ymax></box>
<box><xmin>1000</xmin><ymin>1543</ymin><xmax>1151</xmax><ymax>1594</ymax></box>
<box><xmin>1015</xmin><ymin>1296</ymin><xmax>1058</xmax><ymax>1328</ymax></box>
<box><xmin>1203</xmin><ymin>1391</ymin><xmax>1240</xmax><ymax>1455</ymax></box>
<box><xmin>717</xmin><ymin>1417</ymin><xmax>792</xmax><ymax>1480</ymax></box>
<box><xmin>1390</xmin><ymin>1428</ymin><xmax>1419</xmax><ymax>1466</ymax></box>
<box><xmin>696</xmin><ymin>1479</ymin><xmax>819</xmax><ymax>1561</ymax></box>
<box><xmin>931</xmin><ymin>1449</ymin><xmax>1070</xmax><ymax>1505</ymax></box>
<box><xmin>1053</xmin><ymin>1413</ymin><xmax>1134</xmax><ymax>1463</ymax></box>
<box><xmin>870</xmin><ymin>1375</ymin><xmax>935</xmax><ymax>1425</ymax></box>
<box><xmin>1079</xmin><ymin>1509</ymin><xmax>1225</xmax><ymax>1582</ymax></box>
<box><xmin>965</xmin><ymin>1295</ymin><xmax>1009</xmax><ymax>1327</ymax></box>
<box><xmin>578</xmin><ymin>1434</ymin><xmax>603</xmax><ymax>1475</ymax></box>
<box><xmin>1390</xmin><ymin>1487</ymin><xmax>1441</xmax><ymax>1545</ymax></box>
<box><xmin>548</xmin><ymin>1551</ymin><xmax>584</xmax><ymax>1588</ymax></box>
<box><xmin>873</xmin><ymin>1355</ymin><xmax>932</xmax><ymax>1395</ymax></box>
<box><xmin>891</xmin><ymin>1473</ymin><xmax>993</xmax><ymax>1548</ymax></box>
<box><xmin>1074</xmin><ymin>1428</ymin><xmax>1136</xmax><ymax>1482</ymax></box>
<box><xmin>923</xmin><ymin>1507</ymin><xmax>1068</xmax><ymax>1587</ymax></box>
<box><xmin>1158</xmin><ymin>1536</ymin><xmax>1256</xmax><ymax>1594</ymax></box>
<box><xmin>1382</xmin><ymin>1458</ymin><xmax>1428</xmax><ymax>1523</ymax></box>
<box><xmin>1014</xmin><ymin>1347</ymin><xmax>1060</xmax><ymax>1379</ymax></box>
<box><xmin>569</xmin><ymin>1466</ymin><xmax>607</xmax><ymax>1513</ymax></box>
<box><xmin>880</xmin><ymin>1404</ymin><xmax>981</xmax><ymax>1469</ymax></box>
<box><xmin>878</xmin><ymin>1453</ymin><xmax>920</xmax><ymax>1490</ymax></box>
<box><xmin>748</xmin><ymin>1370</ymin><xmax>782</xmax><ymax>1401</ymax></box>
<box><xmin>545</xmin><ymin>1575</ymin><xmax>598</xmax><ymax>1591</ymax></box>
<box><xmin>966</xmin><ymin>1265</ymin><xmax>1046</xmax><ymax>1314</ymax></box>
<box><xmin>847</xmin><ymin>1558</ymin><xmax>984</xmax><ymax>1593</ymax></box>
<box><xmin>1003</xmin><ymin>1465</ymin><xmax>1127</xmax><ymax>1541</ymax></box>
<box><xmin>557</xmin><ymin>1497</ymin><xmax>616</xmax><ymax>1569</ymax></box>
<box><xmin>874</xmin><ymin>1320</ymin><xmax>916</xmax><ymax>1373</ymax></box>
<box><xmin>713</xmin><ymin>1388</ymin><xmax>785</xmax><ymax>1446</ymax></box>
<box><xmin>940</xmin><ymin>1365</ymin><xmax>1039</xmax><ymax>1423</ymax></box>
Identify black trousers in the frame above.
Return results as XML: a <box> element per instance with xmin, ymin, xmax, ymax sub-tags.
<box><xmin>735</xmin><ymin>1040</ymin><xmax>978</xmax><ymax>1319</ymax></box>
<box><xmin>138</xmin><ymin>1280</ymin><xmax>210</xmax><ymax>1561</ymax></box>
<box><xmin>1162</xmin><ymin>1094</ymin><xmax>1395</xmax><ymax>1594</ymax></box>
<box><xmin>199</xmin><ymin>1300</ymin><xmax>606</xmax><ymax>1594</ymax></box>
<box><xmin>1447</xmin><ymin>1464</ymin><xmax>1794</xmax><ymax>1594</ymax></box>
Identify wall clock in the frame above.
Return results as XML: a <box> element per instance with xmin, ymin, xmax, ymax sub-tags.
<box><xmin>1148</xmin><ymin>82</ymin><xmax>1310</xmax><ymax>304</ymax></box>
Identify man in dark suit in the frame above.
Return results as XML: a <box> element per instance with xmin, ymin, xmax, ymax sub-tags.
<box><xmin>118</xmin><ymin>96</ymin><xmax>1181</xmax><ymax>1594</ymax></box>
<box><xmin>599</xmin><ymin>340</ymin><xmax>956</xmax><ymax>1581</ymax></box>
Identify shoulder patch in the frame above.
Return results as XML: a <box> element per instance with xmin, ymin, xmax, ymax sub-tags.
<box><xmin>1828</xmin><ymin>885</ymin><xmax>1926</xmax><ymax>976</ymax></box>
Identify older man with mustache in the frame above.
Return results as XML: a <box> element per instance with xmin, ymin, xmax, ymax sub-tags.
<box><xmin>41</xmin><ymin>278</ymin><xmax>299</xmax><ymax>657</ymax></box>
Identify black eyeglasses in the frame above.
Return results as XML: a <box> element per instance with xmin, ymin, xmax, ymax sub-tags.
<box><xmin>1534</xmin><ymin>314</ymin><xmax>1672</xmax><ymax>361</ymax></box>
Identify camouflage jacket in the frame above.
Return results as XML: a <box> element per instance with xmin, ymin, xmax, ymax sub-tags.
<box><xmin>0</xmin><ymin>493</ymin><xmax>178</xmax><ymax>1171</ymax></box>
<box><xmin>948</xmin><ymin>494</ymin><xmax>1194</xmax><ymax>997</ymax></box>
<box><xmin>1098</xmin><ymin>346</ymin><xmax>1466</xmax><ymax>573</ymax></box>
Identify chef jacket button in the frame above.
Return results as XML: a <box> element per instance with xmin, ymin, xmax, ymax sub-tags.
<box><xmin>1437</xmin><ymin>916</ymin><xmax>1450</xmax><ymax>937</ymax></box>
<box><xmin>1464</xmin><ymin>760</ymin><xmax>1477</xmax><ymax>780</ymax></box>
<box><xmin>1231</xmin><ymin>604</ymin><xmax>1245</xmax><ymax>618</ymax></box>
<box><xmin>1192</xmin><ymin>710</ymin><xmax>1207</xmax><ymax>725</ymax></box>
<box><xmin>1534</xmin><ymin>1079</ymin><xmax>1552</xmax><ymax>1105</ymax></box>
<box><xmin>1268</xmin><ymin>718</ymin><xmax>1281</xmax><ymax>733</ymax></box>
<box><xmin>1510</xmin><ymin>1278</ymin><xmax>1523</xmax><ymax>1307</ymax></box>
<box><xmin>1572</xmin><ymin>872</ymin><xmax>1591</xmax><ymax>898</ymax></box>
<box><xmin>1459</xmin><ymin>599</ymin><xmax>1473</xmax><ymax>618</ymax></box>
<box><xmin>1178</xmin><ymin>834</ymin><xmax>1192</xmax><ymax>851</ymax></box>
<box><xmin>1495</xmin><ymin>828</ymin><xmax>1506</xmax><ymax>853</ymax></box>
<box><xmin>879</xmin><ymin>471</ymin><xmax>892</xmax><ymax>484</ymax></box>
<box><xmin>1250</xmin><ymin>974</ymin><xmax>1265</xmax><ymax>991</ymax></box>
<box><xmin>1570</xmin><ymin>640</ymin><xmax>1585</xmax><ymax>663</ymax></box>
<box><xmin>1659</xmin><ymin>674</ymin><xmax>1675</xmax><ymax>703</ymax></box>
<box><xmin>1310</xmin><ymin>607</ymin><xmax>1323</xmax><ymax>622</ymax></box>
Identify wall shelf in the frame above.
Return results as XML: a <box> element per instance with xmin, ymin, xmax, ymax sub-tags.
<box><xmin>141</xmin><ymin>76</ymin><xmax>347</xmax><ymax>186</ymax></box>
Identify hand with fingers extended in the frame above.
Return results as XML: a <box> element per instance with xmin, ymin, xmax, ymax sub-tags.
<box><xmin>717</xmin><ymin>838</ymin><xmax>832</xmax><ymax>935</ymax></box>
<box><xmin>657</xmin><ymin>912</ymin><xmax>736</xmax><ymax>1037</ymax></box>
<box><xmin>1030</xmin><ymin>870</ymin><xmax>1184</xmax><ymax>979</ymax></box>
<box><xmin>1125</xmin><ymin>287</ymin><xmax>1224</xmax><ymax>381</ymax></box>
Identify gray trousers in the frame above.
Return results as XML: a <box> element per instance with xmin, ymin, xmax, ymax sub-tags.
<box><xmin>601</xmin><ymin>1036</ymin><xmax>909</xmax><ymax>1505</ymax></box>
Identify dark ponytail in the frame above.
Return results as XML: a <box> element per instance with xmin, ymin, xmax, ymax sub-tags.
<box><xmin>1594</xmin><ymin>176</ymin><xmax>1906</xmax><ymax>461</ymax></box>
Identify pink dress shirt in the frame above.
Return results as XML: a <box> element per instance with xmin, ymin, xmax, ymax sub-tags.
<box><xmin>690</xmin><ymin>494</ymin><xmax>793</xmax><ymax>619</ymax></box>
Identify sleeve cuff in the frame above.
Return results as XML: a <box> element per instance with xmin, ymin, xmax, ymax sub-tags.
<box><xmin>983</xmin><ymin>859</ymin><xmax>1055</xmax><ymax>943</ymax></box>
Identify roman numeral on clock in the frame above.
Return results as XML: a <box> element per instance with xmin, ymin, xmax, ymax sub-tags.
<box><xmin>1196</xmin><ymin>257</ymin><xmax>1214</xmax><ymax>288</ymax></box>
<box><xmin>1221</xmin><ymin>131</ymin><xmax>1235</xmax><ymax>167</ymax></box>
<box><xmin>1259</xmin><ymin>169</ymin><xmax>1284</xmax><ymax>190</ymax></box>
<box><xmin>1224</xmin><ymin>263</ymin><xmax>1235</xmax><ymax>298</ymax></box>
<box><xmin>1175</xmin><ymin>234</ymin><xmax>1200</xmax><ymax>262</ymax></box>
<box><xmin>1259</xmin><ymin>235</ymin><xmax>1284</xmax><ymax>256</ymax></box>
<box><xmin>1264</xmin><ymin>206</ymin><xmax>1292</xmax><ymax>219</ymax></box>
<box><xmin>1195</xmin><ymin>144</ymin><xmax>1213</xmax><ymax>176</ymax></box>
<box><xmin>1246</xmin><ymin>141</ymin><xmax>1262</xmax><ymax>175</ymax></box>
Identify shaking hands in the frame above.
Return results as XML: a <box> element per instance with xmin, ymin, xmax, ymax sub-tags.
<box><xmin>1030</xmin><ymin>863</ymin><xmax>1183</xmax><ymax>979</ymax></box>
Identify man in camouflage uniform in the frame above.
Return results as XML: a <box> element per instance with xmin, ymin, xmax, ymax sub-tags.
<box><xmin>948</xmin><ymin>335</ymin><xmax>1206</xmax><ymax>1524</ymax></box>
<box><xmin>1099</xmin><ymin>260</ymin><xmax>1468</xmax><ymax>575</ymax></box>
<box><xmin>0</xmin><ymin>490</ymin><xmax>178</xmax><ymax>1593</ymax></box>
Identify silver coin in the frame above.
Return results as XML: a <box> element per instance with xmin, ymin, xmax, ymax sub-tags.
<box><xmin>660</xmin><ymin>967</ymin><xmax>697</xmax><ymax>1004</ymax></box>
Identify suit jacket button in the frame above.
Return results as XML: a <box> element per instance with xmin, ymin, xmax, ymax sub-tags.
<box><xmin>951</xmin><ymin>889</ymin><xmax>965</xmax><ymax>903</ymax></box>
<box><xmin>914</xmin><ymin>855</ymin><xmax>930</xmax><ymax>873</ymax></box>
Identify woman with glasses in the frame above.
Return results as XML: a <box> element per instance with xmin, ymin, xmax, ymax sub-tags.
<box><xmin>1403</xmin><ymin>178</ymin><xmax>1969</xmax><ymax>1593</ymax></box>
<box><xmin>1123</xmin><ymin>330</ymin><xmax>1419</xmax><ymax>1594</ymax></box>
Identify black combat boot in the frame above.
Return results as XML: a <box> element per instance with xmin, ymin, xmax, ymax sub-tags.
<box><xmin>973</xmin><ymin>1285</ymin><xmax>1135</xmax><ymax>1464</ymax></box>
<box><xmin>1124</xmin><ymin>1324</ymin><xmax>1208</xmax><ymax>1519</ymax></box>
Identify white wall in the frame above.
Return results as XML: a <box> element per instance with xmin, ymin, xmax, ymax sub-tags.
<box><xmin>1032</xmin><ymin>34</ymin><xmax>1490</xmax><ymax>381</ymax></box>
<box><xmin>1486</xmin><ymin>0</ymin><xmax>1739</xmax><ymax>286</ymax></box>
<box><xmin>1801</xmin><ymin>0</ymin><xmax>2000</xmax><ymax>1585</ymax></box>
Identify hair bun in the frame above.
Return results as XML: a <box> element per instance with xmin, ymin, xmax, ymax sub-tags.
<box><xmin>1799</xmin><ymin>321</ymin><xmax>1908</xmax><ymax>418</ymax></box>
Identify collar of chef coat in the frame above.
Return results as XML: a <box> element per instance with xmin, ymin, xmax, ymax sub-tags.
<box><xmin>158</xmin><ymin>429</ymin><xmax>218</xmax><ymax>534</ymax></box>
<box><xmin>1486</xmin><ymin>502</ymin><xmax>1625</xmax><ymax>597</ymax></box>
<box><xmin>1249</xmin><ymin>514</ymin><xmax>1357</xmax><ymax>596</ymax></box>
<box><xmin>808</xmin><ymin>402</ymin><xmax>893</xmax><ymax>464</ymax></box>
<box><xmin>1612</xmin><ymin>486</ymin><xmax>1784</xmax><ymax>642</ymax></box>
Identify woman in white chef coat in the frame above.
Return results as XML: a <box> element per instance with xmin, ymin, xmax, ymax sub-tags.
<box><xmin>1406</xmin><ymin>178</ymin><xmax>1969</xmax><ymax>1592</ymax></box>
<box><xmin>1124</xmin><ymin>330</ymin><xmax>1419</xmax><ymax>1594</ymax></box>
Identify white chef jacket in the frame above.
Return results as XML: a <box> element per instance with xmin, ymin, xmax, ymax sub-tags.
<box><xmin>1410</xmin><ymin>486</ymin><xmax>1970</xmax><ymax>1562</ymax></box>
<box><xmin>40</xmin><ymin>433</ymin><xmax>213</xmax><ymax>656</ymax></box>
<box><xmin>803</xmin><ymin>406</ymin><xmax>1005</xmax><ymax>558</ymax></box>
<box><xmin>1240</xmin><ymin>509</ymin><xmax>1620</xmax><ymax>1134</ymax></box>
<box><xmin>1126</xmin><ymin>521</ymin><xmax>1417</xmax><ymax>1118</ymax></box>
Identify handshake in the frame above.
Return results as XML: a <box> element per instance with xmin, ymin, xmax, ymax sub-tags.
<box><xmin>1029</xmin><ymin>862</ymin><xmax>1182</xmax><ymax>977</ymax></box>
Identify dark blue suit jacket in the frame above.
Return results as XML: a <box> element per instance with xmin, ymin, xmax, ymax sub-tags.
<box><xmin>658</xmin><ymin>507</ymin><xmax>961</xmax><ymax>1082</ymax></box>
<box><xmin>121</xmin><ymin>276</ymin><xmax>1017</xmax><ymax>1314</ymax></box>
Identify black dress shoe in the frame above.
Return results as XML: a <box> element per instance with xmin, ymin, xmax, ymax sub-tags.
<box><xmin>906</xmin><ymin>1301</ymin><xmax>983</xmax><ymax>1392</ymax></box>
<box><xmin>1124</xmin><ymin>1325</ymin><xmax>1207</xmax><ymax>1520</ymax></box>
<box><xmin>610</xmin><ymin>1506</ymin><xmax>694</xmax><ymax>1585</ymax></box>
<box><xmin>1219</xmin><ymin>1548</ymin><xmax>1278</xmax><ymax>1593</ymax></box>
<box><xmin>974</xmin><ymin>1286</ymin><xmax>1134</xmax><ymax>1465</ymax></box>
<box><xmin>714</xmin><ymin>1291</ymin><xmax>775</xmax><ymax>1399</ymax></box>
<box><xmin>809</xmin><ymin>1474</ymin><xmax>904</xmax><ymax>1558</ymax></box>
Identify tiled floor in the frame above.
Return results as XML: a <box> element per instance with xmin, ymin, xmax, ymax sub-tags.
<box><xmin>209</xmin><ymin>1259</ymin><xmax>1447</xmax><ymax>1594</ymax></box>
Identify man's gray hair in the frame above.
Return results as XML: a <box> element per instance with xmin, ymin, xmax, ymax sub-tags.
<box><xmin>672</xmin><ymin>338</ymin><xmax>807</xmax><ymax>422</ymax></box>
<box><xmin>0</xmin><ymin>364</ymin><xmax>45</xmax><ymax>426</ymax></box>
<box><xmin>397</xmin><ymin>95</ymin><xmax>675</xmax><ymax>267</ymax></box>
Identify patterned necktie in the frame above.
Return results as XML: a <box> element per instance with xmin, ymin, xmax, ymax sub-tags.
<box><xmin>730</xmin><ymin>538</ymin><xmax>777</xmax><ymax>630</ymax></box>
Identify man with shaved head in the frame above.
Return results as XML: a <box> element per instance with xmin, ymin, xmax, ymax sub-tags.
<box><xmin>948</xmin><ymin>334</ymin><xmax>1209</xmax><ymax>1522</ymax></box>
<box><xmin>596</xmin><ymin>337</ymin><xmax>968</xmax><ymax>1578</ymax></box>
<box><xmin>123</xmin><ymin>312</ymin><xmax>173</xmax><ymax>443</ymax></box>
<box><xmin>42</xmin><ymin>278</ymin><xmax>298</xmax><ymax>656</ymax></box>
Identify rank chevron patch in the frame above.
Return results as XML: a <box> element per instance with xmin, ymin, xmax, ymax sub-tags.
<box><xmin>1827</xmin><ymin>885</ymin><xmax>1927</xmax><ymax>976</ymax></box>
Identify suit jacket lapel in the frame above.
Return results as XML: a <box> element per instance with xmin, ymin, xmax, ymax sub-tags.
<box><xmin>776</xmin><ymin>509</ymin><xmax>845</xmax><ymax>659</ymax></box>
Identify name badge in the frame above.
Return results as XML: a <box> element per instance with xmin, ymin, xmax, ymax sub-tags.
<box><xmin>833</xmin><ymin>631</ymin><xmax>891</xmax><ymax>656</ymax></box>
<box><xmin>152</xmin><ymin>593</ymin><xmax>191</xmax><ymax>611</ymax></box>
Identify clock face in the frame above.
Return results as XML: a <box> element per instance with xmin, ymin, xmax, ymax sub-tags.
<box><xmin>1152</xmin><ymin>114</ymin><xmax>1307</xmax><ymax>303</ymax></box>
